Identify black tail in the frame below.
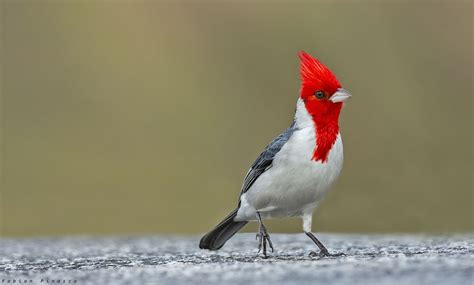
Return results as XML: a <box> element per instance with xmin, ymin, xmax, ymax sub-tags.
<box><xmin>199</xmin><ymin>208</ymin><xmax>248</xmax><ymax>250</ymax></box>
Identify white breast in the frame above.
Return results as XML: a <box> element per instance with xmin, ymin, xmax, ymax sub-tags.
<box><xmin>235</xmin><ymin>98</ymin><xmax>344</xmax><ymax>221</ymax></box>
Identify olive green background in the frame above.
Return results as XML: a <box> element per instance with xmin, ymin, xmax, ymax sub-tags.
<box><xmin>1</xmin><ymin>1</ymin><xmax>472</xmax><ymax>237</ymax></box>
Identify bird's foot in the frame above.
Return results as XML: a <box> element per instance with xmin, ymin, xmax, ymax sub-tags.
<box><xmin>309</xmin><ymin>250</ymin><xmax>345</xmax><ymax>258</ymax></box>
<box><xmin>256</xmin><ymin>229</ymin><xmax>274</xmax><ymax>258</ymax></box>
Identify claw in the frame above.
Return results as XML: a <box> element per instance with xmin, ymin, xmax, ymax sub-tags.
<box><xmin>320</xmin><ymin>249</ymin><xmax>330</xmax><ymax>257</ymax></box>
<box><xmin>256</xmin><ymin>231</ymin><xmax>273</xmax><ymax>257</ymax></box>
<box><xmin>263</xmin><ymin>237</ymin><xmax>267</xmax><ymax>256</ymax></box>
<box><xmin>255</xmin><ymin>212</ymin><xmax>274</xmax><ymax>258</ymax></box>
<box><xmin>309</xmin><ymin>250</ymin><xmax>345</xmax><ymax>258</ymax></box>
<box><xmin>267</xmin><ymin>236</ymin><xmax>274</xmax><ymax>252</ymax></box>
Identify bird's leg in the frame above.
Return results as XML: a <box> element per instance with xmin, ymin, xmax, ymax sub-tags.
<box><xmin>305</xmin><ymin>232</ymin><xmax>344</xmax><ymax>257</ymax></box>
<box><xmin>255</xmin><ymin>212</ymin><xmax>274</xmax><ymax>258</ymax></box>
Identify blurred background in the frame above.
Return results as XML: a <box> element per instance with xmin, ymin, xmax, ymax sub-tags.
<box><xmin>1</xmin><ymin>1</ymin><xmax>472</xmax><ymax>237</ymax></box>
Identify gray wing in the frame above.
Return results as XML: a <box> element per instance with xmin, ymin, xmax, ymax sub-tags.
<box><xmin>239</xmin><ymin>121</ymin><xmax>297</xmax><ymax>197</ymax></box>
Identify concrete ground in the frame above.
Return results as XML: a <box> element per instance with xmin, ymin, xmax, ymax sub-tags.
<box><xmin>0</xmin><ymin>234</ymin><xmax>472</xmax><ymax>285</ymax></box>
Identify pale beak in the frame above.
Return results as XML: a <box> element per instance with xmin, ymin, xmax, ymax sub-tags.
<box><xmin>330</xmin><ymin>88</ymin><xmax>352</xmax><ymax>103</ymax></box>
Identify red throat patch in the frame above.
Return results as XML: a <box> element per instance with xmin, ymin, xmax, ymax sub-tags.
<box><xmin>312</xmin><ymin>111</ymin><xmax>341</xmax><ymax>162</ymax></box>
<box><xmin>298</xmin><ymin>51</ymin><xmax>342</xmax><ymax>163</ymax></box>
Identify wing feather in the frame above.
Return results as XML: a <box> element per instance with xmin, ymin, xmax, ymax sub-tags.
<box><xmin>239</xmin><ymin>121</ymin><xmax>297</xmax><ymax>197</ymax></box>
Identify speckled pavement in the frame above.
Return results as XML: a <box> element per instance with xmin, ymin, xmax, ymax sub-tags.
<box><xmin>0</xmin><ymin>234</ymin><xmax>472</xmax><ymax>285</ymax></box>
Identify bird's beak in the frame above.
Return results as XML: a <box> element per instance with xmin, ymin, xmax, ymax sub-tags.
<box><xmin>330</xmin><ymin>88</ymin><xmax>352</xmax><ymax>103</ymax></box>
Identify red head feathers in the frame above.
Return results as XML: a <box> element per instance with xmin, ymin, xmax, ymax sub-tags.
<box><xmin>298</xmin><ymin>51</ymin><xmax>341</xmax><ymax>99</ymax></box>
<box><xmin>297</xmin><ymin>51</ymin><xmax>344</xmax><ymax>163</ymax></box>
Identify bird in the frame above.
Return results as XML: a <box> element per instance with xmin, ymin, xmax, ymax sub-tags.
<box><xmin>199</xmin><ymin>51</ymin><xmax>352</xmax><ymax>258</ymax></box>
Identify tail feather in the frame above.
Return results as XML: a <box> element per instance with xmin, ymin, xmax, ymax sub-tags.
<box><xmin>199</xmin><ymin>209</ymin><xmax>247</xmax><ymax>250</ymax></box>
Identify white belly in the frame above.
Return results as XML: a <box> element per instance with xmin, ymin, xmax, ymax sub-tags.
<box><xmin>235</xmin><ymin>127</ymin><xmax>343</xmax><ymax>221</ymax></box>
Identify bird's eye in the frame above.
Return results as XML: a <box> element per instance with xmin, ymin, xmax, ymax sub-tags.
<box><xmin>314</xmin><ymin>90</ymin><xmax>325</xmax><ymax>99</ymax></box>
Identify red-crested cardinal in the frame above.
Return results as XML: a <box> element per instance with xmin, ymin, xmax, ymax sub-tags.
<box><xmin>199</xmin><ymin>51</ymin><xmax>352</xmax><ymax>257</ymax></box>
